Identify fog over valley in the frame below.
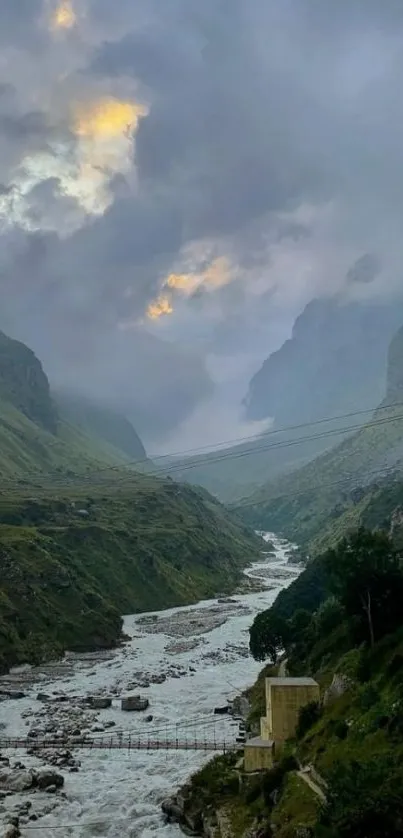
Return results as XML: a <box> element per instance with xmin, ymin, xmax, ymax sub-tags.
<box><xmin>1</xmin><ymin>0</ymin><xmax>403</xmax><ymax>450</ymax></box>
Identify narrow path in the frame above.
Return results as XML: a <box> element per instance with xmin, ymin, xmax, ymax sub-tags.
<box><xmin>297</xmin><ymin>769</ymin><xmax>327</xmax><ymax>803</ymax></box>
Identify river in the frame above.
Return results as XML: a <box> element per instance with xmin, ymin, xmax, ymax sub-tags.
<box><xmin>0</xmin><ymin>533</ymin><xmax>299</xmax><ymax>837</ymax></box>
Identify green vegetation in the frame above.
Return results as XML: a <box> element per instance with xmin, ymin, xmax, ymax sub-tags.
<box><xmin>243</xmin><ymin>527</ymin><xmax>403</xmax><ymax>836</ymax></box>
<box><xmin>235</xmin><ymin>325</ymin><xmax>403</xmax><ymax>549</ymax></box>
<box><xmin>0</xmin><ymin>328</ymin><xmax>261</xmax><ymax>671</ymax></box>
<box><xmin>177</xmin><ymin>524</ymin><xmax>403</xmax><ymax>837</ymax></box>
<box><xmin>0</xmin><ymin>479</ymin><xmax>261</xmax><ymax>673</ymax></box>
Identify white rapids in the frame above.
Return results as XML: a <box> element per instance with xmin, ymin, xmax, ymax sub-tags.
<box><xmin>0</xmin><ymin>533</ymin><xmax>299</xmax><ymax>837</ymax></box>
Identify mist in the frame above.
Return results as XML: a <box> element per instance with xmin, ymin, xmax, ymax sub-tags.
<box><xmin>1</xmin><ymin>0</ymin><xmax>403</xmax><ymax>447</ymax></box>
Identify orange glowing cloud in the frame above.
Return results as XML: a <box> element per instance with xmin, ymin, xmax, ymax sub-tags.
<box><xmin>147</xmin><ymin>257</ymin><xmax>233</xmax><ymax>319</ymax></box>
<box><xmin>51</xmin><ymin>0</ymin><xmax>76</xmax><ymax>30</ymax></box>
<box><xmin>73</xmin><ymin>98</ymin><xmax>148</xmax><ymax>141</ymax></box>
<box><xmin>147</xmin><ymin>295</ymin><xmax>174</xmax><ymax>320</ymax></box>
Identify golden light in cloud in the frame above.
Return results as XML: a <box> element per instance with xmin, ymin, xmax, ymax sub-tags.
<box><xmin>73</xmin><ymin>99</ymin><xmax>148</xmax><ymax>141</ymax></box>
<box><xmin>203</xmin><ymin>256</ymin><xmax>231</xmax><ymax>289</ymax></box>
<box><xmin>51</xmin><ymin>0</ymin><xmax>76</xmax><ymax>30</ymax></box>
<box><xmin>147</xmin><ymin>295</ymin><xmax>174</xmax><ymax>320</ymax></box>
<box><xmin>166</xmin><ymin>273</ymin><xmax>198</xmax><ymax>292</ymax></box>
<box><xmin>147</xmin><ymin>257</ymin><xmax>233</xmax><ymax>319</ymax></box>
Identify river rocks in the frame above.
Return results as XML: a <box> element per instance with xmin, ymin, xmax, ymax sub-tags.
<box><xmin>121</xmin><ymin>695</ymin><xmax>149</xmax><ymax>712</ymax></box>
<box><xmin>0</xmin><ymin>692</ymin><xmax>25</xmax><ymax>701</ymax></box>
<box><xmin>0</xmin><ymin>767</ymin><xmax>64</xmax><ymax>794</ymax></box>
<box><xmin>36</xmin><ymin>770</ymin><xmax>64</xmax><ymax>790</ymax></box>
<box><xmin>137</xmin><ymin>603</ymin><xmax>251</xmax><ymax>639</ymax></box>
<box><xmin>0</xmin><ymin>823</ymin><xmax>20</xmax><ymax>838</ymax></box>
<box><xmin>87</xmin><ymin>697</ymin><xmax>112</xmax><ymax>709</ymax></box>
<box><xmin>165</xmin><ymin>639</ymin><xmax>204</xmax><ymax>655</ymax></box>
<box><xmin>0</xmin><ymin>771</ymin><xmax>35</xmax><ymax>793</ymax></box>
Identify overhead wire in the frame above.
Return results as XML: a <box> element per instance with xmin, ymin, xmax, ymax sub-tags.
<box><xmin>2</xmin><ymin>400</ymin><xmax>403</xmax><ymax>492</ymax></box>
<box><xmin>1</xmin><ymin>405</ymin><xmax>403</xmax><ymax>496</ymax></box>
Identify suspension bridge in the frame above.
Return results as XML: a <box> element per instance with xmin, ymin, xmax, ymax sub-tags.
<box><xmin>0</xmin><ymin>734</ymin><xmax>243</xmax><ymax>753</ymax></box>
<box><xmin>0</xmin><ymin>715</ymin><xmax>246</xmax><ymax>754</ymax></box>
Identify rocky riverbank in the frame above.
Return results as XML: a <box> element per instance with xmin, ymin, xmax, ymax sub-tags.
<box><xmin>0</xmin><ymin>533</ymin><xmax>299</xmax><ymax>838</ymax></box>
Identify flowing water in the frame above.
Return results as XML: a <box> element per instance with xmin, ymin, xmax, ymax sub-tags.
<box><xmin>0</xmin><ymin>533</ymin><xmax>299</xmax><ymax>837</ymax></box>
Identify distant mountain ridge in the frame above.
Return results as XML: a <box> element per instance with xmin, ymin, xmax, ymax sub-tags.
<box><xmin>244</xmin><ymin>296</ymin><xmax>403</xmax><ymax>426</ymax></box>
<box><xmin>236</xmin><ymin>322</ymin><xmax>403</xmax><ymax>550</ymax></box>
<box><xmin>0</xmin><ymin>329</ymin><xmax>147</xmax><ymax>479</ymax></box>
<box><xmin>55</xmin><ymin>392</ymin><xmax>147</xmax><ymax>463</ymax></box>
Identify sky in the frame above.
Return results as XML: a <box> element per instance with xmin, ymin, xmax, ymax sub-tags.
<box><xmin>1</xmin><ymin>0</ymin><xmax>403</xmax><ymax>450</ymax></box>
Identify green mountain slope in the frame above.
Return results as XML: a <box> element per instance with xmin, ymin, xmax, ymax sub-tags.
<box><xmin>161</xmin><ymin>416</ymin><xmax>358</xmax><ymax>504</ymax></box>
<box><xmin>55</xmin><ymin>392</ymin><xmax>147</xmax><ymax>462</ymax></box>
<box><xmin>235</xmin><ymin>327</ymin><xmax>403</xmax><ymax>548</ymax></box>
<box><xmin>0</xmin><ymin>479</ymin><xmax>261</xmax><ymax>673</ymax></box>
<box><xmin>0</xmin><ymin>330</ymin><xmax>149</xmax><ymax>480</ymax></box>
<box><xmin>0</xmin><ymin>329</ymin><xmax>261</xmax><ymax>672</ymax></box>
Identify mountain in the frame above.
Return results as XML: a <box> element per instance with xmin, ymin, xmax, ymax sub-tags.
<box><xmin>0</xmin><ymin>330</ymin><xmax>58</xmax><ymax>434</ymax></box>
<box><xmin>55</xmin><ymin>392</ymin><xmax>147</xmax><ymax>463</ymax></box>
<box><xmin>244</xmin><ymin>296</ymin><xmax>403</xmax><ymax>426</ymax></box>
<box><xmin>0</xmin><ymin>329</ymin><xmax>261</xmax><ymax>672</ymax></box>
<box><xmin>0</xmin><ymin>480</ymin><xmax>261</xmax><ymax>674</ymax></box>
<box><xmin>0</xmin><ymin>330</ymin><xmax>150</xmax><ymax>480</ymax></box>
<box><xmin>166</xmin><ymin>292</ymin><xmax>403</xmax><ymax>504</ymax></box>
<box><xmin>235</xmin><ymin>324</ymin><xmax>403</xmax><ymax>551</ymax></box>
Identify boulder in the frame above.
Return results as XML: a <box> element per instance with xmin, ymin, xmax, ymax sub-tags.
<box><xmin>121</xmin><ymin>695</ymin><xmax>149</xmax><ymax>712</ymax></box>
<box><xmin>0</xmin><ymin>770</ymin><xmax>35</xmax><ymax>792</ymax></box>
<box><xmin>36</xmin><ymin>769</ymin><xmax>64</xmax><ymax>790</ymax></box>
<box><xmin>0</xmin><ymin>825</ymin><xmax>20</xmax><ymax>838</ymax></box>
<box><xmin>88</xmin><ymin>697</ymin><xmax>112</xmax><ymax>710</ymax></box>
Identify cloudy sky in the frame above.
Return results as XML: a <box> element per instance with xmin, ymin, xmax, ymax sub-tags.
<box><xmin>1</xmin><ymin>0</ymin><xmax>403</xmax><ymax>450</ymax></box>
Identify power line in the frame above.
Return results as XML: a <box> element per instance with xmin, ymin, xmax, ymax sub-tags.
<box><xmin>1</xmin><ymin>406</ymin><xmax>403</xmax><ymax>496</ymax></box>
<box><xmin>3</xmin><ymin>401</ymin><xmax>403</xmax><ymax>492</ymax></box>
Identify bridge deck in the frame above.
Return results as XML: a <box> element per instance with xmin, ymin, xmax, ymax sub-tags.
<box><xmin>0</xmin><ymin>737</ymin><xmax>243</xmax><ymax>753</ymax></box>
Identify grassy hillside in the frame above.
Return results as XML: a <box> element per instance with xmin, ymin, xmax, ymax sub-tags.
<box><xmin>161</xmin><ymin>415</ymin><xmax>363</xmax><ymax>503</ymax></box>
<box><xmin>0</xmin><ymin>478</ymin><xmax>261</xmax><ymax>673</ymax></box>
<box><xmin>55</xmin><ymin>392</ymin><xmax>147</xmax><ymax>462</ymax></box>
<box><xmin>0</xmin><ymin>399</ymin><xmax>134</xmax><ymax>481</ymax></box>
<box><xmin>235</xmin><ymin>327</ymin><xmax>403</xmax><ymax>548</ymax></box>
<box><xmin>0</xmin><ymin>329</ymin><xmax>261</xmax><ymax>672</ymax></box>
<box><xmin>235</xmin><ymin>404</ymin><xmax>403</xmax><ymax>550</ymax></box>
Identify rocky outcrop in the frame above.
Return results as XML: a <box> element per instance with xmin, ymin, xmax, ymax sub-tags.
<box><xmin>385</xmin><ymin>325</ymin><xmax>403</xmax><ymax>405</ymax></box>
<box><xmin>121</xmin><ymin>695</ymin><xmax>149</xmax><ymax>712</ymax></box>
<box><xmin>0</xmin><ymin>768</ymin><xmax>64</xmax><ymax>793</ymax></box>
<box><xmin>0</xmin><ymin>331</ymin><xmax>57</xmax><ymax>433</ymax></box>
<box><xmin>323</xmin><ymin>674</ymin><xmax>354</xmax><ymax>706</ymax></box>
<box><xmin>245</xmin><ymin>295</ymin><xmax>403</xmax><ymax>425</ymax></box>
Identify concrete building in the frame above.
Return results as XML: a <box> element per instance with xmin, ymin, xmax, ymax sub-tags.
<box><xmin>244</xmin><ymin>676</ymin><xmax>320</xmax><ymax>773</ymax></box>
<box><xmin>262</xmin><ymin>677</ymin><xmax>320</xmax><ymax>743</ymax></box>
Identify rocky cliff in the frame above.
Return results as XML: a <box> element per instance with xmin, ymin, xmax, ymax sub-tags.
<box><xmin>237</xmin><ymin>321</ymin><xmax>403</xmax><ymax>549</ymax></box>
<box><xmin>385</xmin><ymin>325</ymin><xmax>403</xmax><ymax>406</ymax></box>
<box><xmin>245</xmin><ymin>297</ymin><xmax>403</xmax><ymax>426</ymax></box>
<box><xmin>0</xmin><ymin>331</ymin><xmax>57</xmax><ymax>434</ymax></box>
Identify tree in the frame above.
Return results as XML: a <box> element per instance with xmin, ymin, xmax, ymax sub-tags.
<box><xmin>324</xmin><ymin>528</ymin><xmax>403</xmax><ymax>647</ymax></box>
<box><xmin>320</xmin><ymin>756</ymin><xmax>403</xmax><ymax>837</ymax></box>
<box><xmin>249</xmin><ymin>610</ymin><xmax>290</xmax><ymax>663</ymax></box>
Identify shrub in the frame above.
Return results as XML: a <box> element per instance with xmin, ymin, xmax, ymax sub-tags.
<box><xmin>296</xmin><ymin>701</ymin><xmax>322</xmax><ymax>739</ymax></box>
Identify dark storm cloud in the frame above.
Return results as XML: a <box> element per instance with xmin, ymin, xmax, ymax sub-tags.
<box><xmin>0</xmin><ymin>0</ymin><xmax>44</xmax><ymax>46</ymax></box>
<box><xmin>2</xmin><ymin>0</ymin><xmax>403</xmax><ymax>444</ymax></box>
